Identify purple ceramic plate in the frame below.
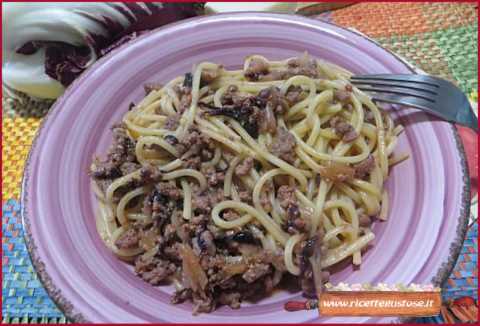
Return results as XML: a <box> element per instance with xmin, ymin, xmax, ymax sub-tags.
<box><xmin>22</xmin><ymin>13</ymin><xmax>470</xmax><ymax>323</ymax></box>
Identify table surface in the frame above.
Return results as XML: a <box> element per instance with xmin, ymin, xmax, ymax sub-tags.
<box><xmin>2</xmin><ymin>2</ymin><xmax>478</xmax><ymax>323</ymax></box>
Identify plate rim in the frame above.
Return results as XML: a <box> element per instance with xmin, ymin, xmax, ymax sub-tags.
<box><xmin>20</xmin><ymin>12</ymin><xmax>471</xmax><ymax>323</ymax></box>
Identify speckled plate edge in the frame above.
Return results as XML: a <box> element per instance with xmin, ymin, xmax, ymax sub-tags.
<box><xmin>20</xmin><ymin>13</ymin><xmax>471</xmax><ymax>323</ymax></box>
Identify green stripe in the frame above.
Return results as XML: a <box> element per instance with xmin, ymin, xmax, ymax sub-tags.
<box><xmin>431</xmin><ymin>25</ymin><xmax>478</xmax><ymax>95</ymax></box>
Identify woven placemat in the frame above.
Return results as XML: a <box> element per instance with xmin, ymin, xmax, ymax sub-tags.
<box><xmin>2</xmin><ymin>3</ymin><xmax>478</xmax><ymax>323</ymax></box>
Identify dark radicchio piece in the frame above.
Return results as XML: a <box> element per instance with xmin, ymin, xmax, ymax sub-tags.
<box><xmin>17</xmin><ymin>41</ymin><xmax>91</xmax><ymax>86</ymax></box>
<box><xmin>199</xmin><ymin>85</ymin><xmax>292</xmax><ymax>139</ymax></box>
<box><xmin>200</xmin><ymin>101</ymin><xmax>261</xmax><ymax>138</ymax></box>
<box><xmin>183</xmin><ymin>72</ymin><xmax>194</xmax><ymax>88</ymax></box>
<box><xmin>15</xmin><ymin>3</ymin><xmax>204</xmax><ymax>88</ymax></box>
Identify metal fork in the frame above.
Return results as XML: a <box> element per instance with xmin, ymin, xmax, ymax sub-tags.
<box><xmin>350</xmin><ymin>74</ymin><xmax>478</xmax><ymax>131</ymax></box>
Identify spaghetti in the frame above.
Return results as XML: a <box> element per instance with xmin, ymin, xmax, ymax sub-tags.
<box><xmin>90</xmin><ymin>53</ymin><xmax>406</xmax><ymax>314</ymax></box>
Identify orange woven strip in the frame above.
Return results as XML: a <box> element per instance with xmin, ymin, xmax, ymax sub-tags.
<box><xmin>2</xmin><ymin>117</ymin><xmax>42</xmax><ymax>200</ymax></box>
<box><xmin>331</xmin><ymin>2</ymin><xmax>476</xmax><ymax>38</ymax></box>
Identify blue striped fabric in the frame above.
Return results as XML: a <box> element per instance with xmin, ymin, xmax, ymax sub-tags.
<box><xmin>2</xmin><ymin>200</ymin><xmax>64</xmax><ymax>320</ymax></box>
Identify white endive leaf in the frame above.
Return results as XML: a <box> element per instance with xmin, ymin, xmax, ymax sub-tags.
<box><xmin>2</xmin><ymin>2</ymin><xmax>163</xmax><ymax>99</ymax></box>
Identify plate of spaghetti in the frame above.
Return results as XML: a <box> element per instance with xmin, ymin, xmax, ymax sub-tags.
<box><xmin>22</xmin><ymin>13</ymin><xmax>470</xmax><ymax>323</ymax></box>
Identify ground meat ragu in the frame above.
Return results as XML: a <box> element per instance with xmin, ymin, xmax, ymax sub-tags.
<box><xmin>180</xmin><ymin>92</ymin><xmax>193</xmax><ymax>112</ymax></box>
<box><xmin>242</xmin><ymin>264</ymin><xmax>271</xmax><ymax>283</ymax></box>
<box><xmin>270</xmin><ymin>127</ymin><xmax>297</xmax><ymax>164</ymax></box>
<box><xmin>115</xmin><ymin>228</ymin><xmax>140</xmax><ymax>249</ymax></box>
<box><xmin>134</xmin><ymin>255</ymin><xmax>176</xmax><ymax>285</ymax></box>
<box><xmin>202</xmin><ymin>166</ymin><xmax>226</xmax><ymax>187</ymax></box>
<box><xmin>353</xmin><ymin>154</ymin><xmax>375</xmax><ymax>179</ymax></box>
<box><xmin>238</xmin><ymin>189</ymin><xmax>252</xmax><ymax>204</ymax></box>
<box><xmin>334</xmin><ymin>84</ymin><xmax>354</xmax><ymax>104</ymax></box>
<box><xmin>95</xmin><ymin>179</ymin><xmax>114</xmax><ymax>194</ymax></box>
<box><xmin>90</xmin><ymin>124</ymin><xmax>145</xmax><ymax>200</ymax></box>
<box><xmin>195</xmin><ymin>230</ymin><xmax>216</xmax><ymax>257</ymax></box>
<box><xmin>139</xmin><ymin>164</ymin><xmax>163</xmax><ymax>183</ymax></box>
<box><xmin>234</xmin><ymin>157</ymin><xmax>254</xmax><ymax>177</ymax></box>
<box><xmin>140</xmin><ymin>179</ymin><xmax>183</xmax><ymax>227</ymax></box>
<box><xmin>218</xmin><ymin>86</ymin><xmax>242</xmax><ymax>106</ymax></box>
<box><xmin>277</xmin><ymin>185</ymin><xmax>297</xmax><ymax>209</ymax></box>
<box><xmin>164</xmin><ymin>113</ymin><xmax>181</xmax><ymax>131</ymax></box>
<box><xmin>173</xmin><ymin>82</ymin><xmax>193</xmax><ymax>113</ymax></box>
<box><xmin>285</xmin><ymin>85</ymin><xmax>306</xmax><ymax>105</ymax></box>
<box><xmin>259</xmin><ymin>192</ymin><xmax>272</xmax><ymax>211</ymax></box>
<box><xmin>176</xmin><ymin>126</ymin><xmax>215</xmax><ymax>169</ymax></box>
<box><xmin>119</xmin><ymin>162</ymin><xmax>141</xmax><ymax>175</ymax></box>
<box><xmin>285</xmin><ymin>204</ymin><xmax>306</xmax><ymax>234</ymax></box>
<box><xmin>192</xmin><ymin>194</ymin><xmax>211</xmax><ymax>214</ymax></box>
<box><xmin>244</xmin><ymin>57</ymin><xmax>269</xmax><ymax>81</ymax></box>
<box><xmin>258</xmin><ymin>86</ymin><xmax>289</xmax><ymax>115</ymax></box>
<box><xmin>156</xmin><ymin>181</ymin><xmax>183</xmax><ymax>200</ymax></box>
<box><xmin>329</xmin><ymin>116</ymin><xmax>359</xmax><ymax>143</ymax></box>
<box><xmin>286</xmin><ymin>54</ymin><xmax>319</xmax><ymax>78</ymax></box>
<box><xmin>219</xmin><ymin>292</ymin><xmax>241</xmax><ymax>309</ymax></box>
<box><xmin>192</xmin><ymin>187</ymin><xmax>224</xmax><ymax>215</ymax></box>
<box><xmin>91</xmin><ymin>123</ymin><xmax>137</xmax><ymax>180</ymax></box>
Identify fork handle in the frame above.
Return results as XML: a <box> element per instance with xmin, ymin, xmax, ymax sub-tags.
<box><xmin>455</xmin><ymin>103</ymin><xmax>478</xmax><ymax>132</ymax></box>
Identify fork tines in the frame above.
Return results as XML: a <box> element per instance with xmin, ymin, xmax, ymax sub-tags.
<box><xmin>350</xmin><ymin>74</ymin><xmax>478</xmax><ymax>131</ymax></box>
<box><xmin>351</xmin><ymin>75</ymin><xmax>438</xmax><ymax>101</ymax></box>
